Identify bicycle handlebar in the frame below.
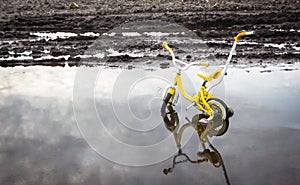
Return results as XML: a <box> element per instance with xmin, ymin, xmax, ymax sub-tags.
<box><xmin>162</xmin><ymin>31</ymin><xmax>254</xmax><ymax>72</ymax></box>
<box><xmin>162</xmin><ymin>41</ymin><xmax>172</xmax><ymax>52</ymax></box>
<box><xmin>234</xmin><ymin>31</ymin><xmax>254</xmax><ymax>42</ymax></box>
<box><xmin>207</xmin><ymin>30</ymin><xmax>254</xmax><ymax>91</ymax></box>
<box><xmin>162</xmin><ymin>42</ymin><xmax>209</xmax><ymax>71</ymax></box>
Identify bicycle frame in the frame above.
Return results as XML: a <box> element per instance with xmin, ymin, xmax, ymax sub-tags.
<box><xmin>169</xmin><ymin>73</ymin><xmax>214</xmax><ymax>115</ymax></box>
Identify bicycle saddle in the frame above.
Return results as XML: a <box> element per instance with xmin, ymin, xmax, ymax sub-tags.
<box><xmin>197</xmin><ymin>68</ymin><xmax>223</xmax><ymax>82</ymax></box>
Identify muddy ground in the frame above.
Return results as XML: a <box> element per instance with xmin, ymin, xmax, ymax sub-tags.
<box><xmin>0</xmin><ymin>0</ymin><xmax>299</xmax><ymax>67</ymax></box>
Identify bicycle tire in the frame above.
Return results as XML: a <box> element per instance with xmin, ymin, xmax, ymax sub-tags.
<box><xmin>161</xmin><ymin>93</ymin><xmax>172</xmax><ymax>117</ymax></box>
<box><xmin>161</xmin><ymin>93</ymin><xmax>178</xmax><ymax>132</ymax></box>
<box><xmin>207</xmin><ymin>98</ymin><xmax>230</xmax><ymax>136</ymax></box>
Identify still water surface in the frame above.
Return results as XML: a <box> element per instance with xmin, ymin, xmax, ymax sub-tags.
<box><xmin>0</xmin><ymin>64</ymin><xmax>299</xmax><ymax>185</ymax></box>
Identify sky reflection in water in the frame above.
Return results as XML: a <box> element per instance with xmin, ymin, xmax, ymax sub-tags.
<box><xmin>0</xmin><ymin>64</ymin><xmax>299</xmax><ymax>185</ymax></box>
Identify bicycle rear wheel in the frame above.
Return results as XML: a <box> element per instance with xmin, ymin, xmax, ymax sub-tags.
<box><xmin>207</xmin><ymin>98</ymin><xmax>229</xmax><ymax>136</ymax></box>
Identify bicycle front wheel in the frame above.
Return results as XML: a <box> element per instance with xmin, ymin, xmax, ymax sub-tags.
<box><xmin>161</xmin><ymin>93</ymin><xmax>178</xmax><ymax>132</ymax></box>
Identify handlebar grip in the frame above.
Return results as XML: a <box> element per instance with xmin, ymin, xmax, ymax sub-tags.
<box><xmin>198</xmin><ymin>61</ymin><xmax>209</xmax><ymax>67</ymax></box>
<box><xmin>234</xmin><ymin>31</ymin><xmax>254</xmax><ymax>42</ymax></box>
<box><xmin>162</xmin><ymin>42</ymin><xmax>172</xmax><ymax>52</ymax></box>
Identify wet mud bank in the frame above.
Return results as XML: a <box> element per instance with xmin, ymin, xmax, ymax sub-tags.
<box><xmin>0</xmin><ymin>0</ymin><xmax>299</xmax><ymax>67</ymax></box>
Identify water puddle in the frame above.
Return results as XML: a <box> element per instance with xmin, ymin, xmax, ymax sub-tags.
<box><xmin>0</xmin><ymin>63</ymin><xmax>299</xmax><ymax>184</ymax></box>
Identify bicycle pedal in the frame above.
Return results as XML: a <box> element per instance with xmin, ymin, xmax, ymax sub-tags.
<box><xmin>227</xmin><ymin>107</ymin><xmax>234</xmax><ymax>118</ymax></box>
<box><xmin>199</xmin><ymin>118</ymin><xmax>208</xmax><ymax>125</ymax></box>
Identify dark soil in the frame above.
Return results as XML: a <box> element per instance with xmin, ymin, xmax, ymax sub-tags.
<box><xmin>0</xmin><ymin>0</ymin><xmax>299</xmax><ymax>67</ymax></box>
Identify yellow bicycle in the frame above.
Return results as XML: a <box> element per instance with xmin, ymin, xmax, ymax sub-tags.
<box><xmin>161</xmin><ymin>31</ymin><xmax>254</xmax><ymax>140</ymax></box>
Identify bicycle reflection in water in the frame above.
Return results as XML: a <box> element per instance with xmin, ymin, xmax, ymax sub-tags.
<box><xmin>162</xmin><ymin>111</ymin><xmax>231</xmax><ymax>185</ymax></box>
